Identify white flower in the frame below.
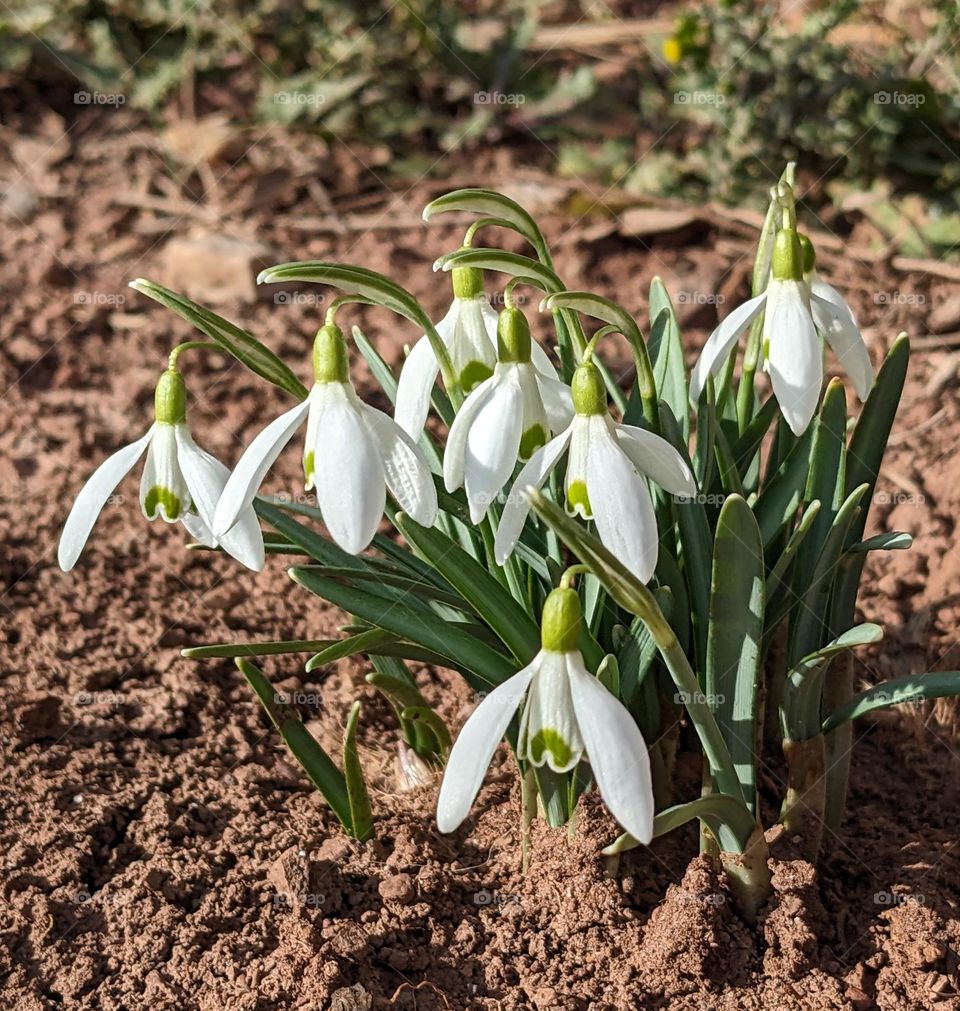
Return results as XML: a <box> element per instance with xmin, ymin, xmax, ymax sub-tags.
<box><xmin>494</xmin><ymin>358</ymin><xmax>695</xmax><ymax>584</ymax></box>
<box><xmin>214</xmin><ymin>324</ymin><xmax>438</xmax><ymax>555</ymax></box>
<box><xmin>437</xmin><ymin>588</ymin><xmax>655</xmax><ymax>843</ymax></box>
<box><xmin>395</xmin><ymin>267</ymin><xmax>561</xmax><ymax>440</ymax></box>
<box><xmin>689</xmin><ymin>228</ymin><xmax>874</xmax><ymax>435</ymax></box>
<box><xmin>58</xmin><ymin>369</ymin><xmax>264</xmax><ymax>572</ymax></box>
<box><xmin>442</xmin><ymin>306</ymin><xmax>573</xmax><ymax>524</ymax></box>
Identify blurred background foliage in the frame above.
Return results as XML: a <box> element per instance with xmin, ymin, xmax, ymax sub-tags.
<box><xmin>2</xmin><ymin>0</ymin><xmax>958</xmax><ymax>214</ymax></box>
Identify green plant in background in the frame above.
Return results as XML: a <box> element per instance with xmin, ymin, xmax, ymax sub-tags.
<box><xmin>649</xmin><ymin>0</ymin><xmax>960</xmax><ymax>203</ymax></box>
<box><xmin>58</xmin><ymin>176</ymin><xmax>960</xmax><ymax>918</ymax></box>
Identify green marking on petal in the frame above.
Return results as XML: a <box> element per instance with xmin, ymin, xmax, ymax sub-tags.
<box><xmin>304</xmin><ymin>450</ymin><xmax>315</xmax><ymax>483</ymax></box>
<box><xmin>519</xmin><ymin>423</ymin><xmax>547</xmax><ymax>461</ymax></box>
<box><xmin>460</xmin><ymin>360</ymin><xmax>493</xmax><ymax>393</ymax></box>
<box><xmin>566</xmin><ymin>479</ymin><xmax>592</xmax><ymax>517</ymax></box>
<box><xmin>144</xmin><ymin>486</ymin><xmax>183</xmax><ymax>520</ymax></box>
<box><xmin>528</xmin><ymin>727</ymin><xmax>574</xmax><ymax>770</ymax></box>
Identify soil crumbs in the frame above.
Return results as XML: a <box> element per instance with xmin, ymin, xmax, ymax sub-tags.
<box><xmin>3</xmin><ymin>104</ymin><xmax>960</xmax><ymax>1010</ymax></box>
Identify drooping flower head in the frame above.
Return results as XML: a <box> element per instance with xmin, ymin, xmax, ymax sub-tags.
<box><xmin>494</xmin><ymin>354</ymin><xmax>696</xmax><ymax>583</ymax></box>
<box><xmin>443</xmin><ymin>305</ymin><xmax>573</xmax><ymax>524</ymax></box>
<box><xmin>214</xmin><ymin>322</ymin><xmax>438</xmax><ymax>554</ymax></box>
<box><xmin>59</xmin><ymin>366</ymin><xmax>265</xmax><ymax>572</ymax></box>
<box><xmin>689</xmin><ymin>227</ymin><xmax>874</xmax><ymax>435</ymax></box>
<box><xmin>395</xmin><ymin>266</ymin><xmax>498</xmax><ymax>440</ymax></box>
<box><xmin>437</xmin><ymin>584</ymin><xmax>655</xmax><ymax>843</ymax></box>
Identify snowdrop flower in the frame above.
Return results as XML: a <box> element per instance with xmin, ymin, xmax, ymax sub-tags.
<box><xmin>689</xmin><ymin>228</ymin><xmax>874</xmax><ymax>435</ymax></box>
<box><xmin>58</xmin><ymin>367</ymin><xmax>265</xmax><ymax>572</ymax></box>
<box><xmin>214</xmin><ymin>323</ymin><xmax>438</xmax><ymax>554</ymax></box>
<box><xmin>443</xmin><ymin>306</ymin><xmax>573</xmax><ymax>524</ymax></box>
<box><xmin>494</xmin><ymin>355</ymin><xmax>696</xmax><ymax>583</ymax></box>
<box><xmin>395</xmin><ymin>267</ymin><xmax>560</xmax><ymax>440</ymax></box>
<box><xmin>437</xmin><ymin>586</ymin><xmax>655</xmax><ymax>842</ymax></box>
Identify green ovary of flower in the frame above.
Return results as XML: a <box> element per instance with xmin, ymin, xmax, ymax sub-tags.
<box><xmin>527</xmin><ymin>727</ymin><xmax>574</xmax><ymax>769</ymax></box>
<box><xmin>566</xmin><ymin>479</ymin><xmax>592</xmax><ymax>517</ymax></box>
<box><xmin>459</xmin><ymin>360</ymin><xmax>493</xmax><ymax>393</ymax></box>
<box><xmin>519</xmin><ymin>424</ymin><xmax>547</xmax><ymax>461</ymax></box>
<box><xmin>143</xmin><ymin>486</ymin><xmax>183</xmax><ymax>520</ymax></box>
<box><xmin>304</xmin><ymin>450</ymin><xmax>315</xmax><ymax>483</ymax></box>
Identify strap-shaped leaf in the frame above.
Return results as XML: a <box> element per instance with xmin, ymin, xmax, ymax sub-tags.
<box><xmin>707</xmin><ymin>495</ymin><xmax>765</xmax><ymax>812</ymax></box>
<box><xmin>129</xmin><ymin>278</ymin><xmax>309</xmax><ymax>401</ymax></box>
<box><xmin>255</xmin><ymin>499</ymin><xmax>367</xmax><ymax>570</ymax></box>
<box><xmin>394</xmin><ymin>512</ymin><xmax>540</xmax><ymax>664</ymax></box>
<box><xmin>236</xmin><ymin>659</ymin><xmax>354</xmax><ymax>832</ymax></box>
<box><xmin>343</xmin><ymin>702</ymin><xmax>374</xmax><ymax>841</ymax></box>
<box><xmin>289</xmin><ymin>567</ymin><xmax>515</xmax><ymax>689</ymax></box>
<box><xmin>648</xmin><ymin>280</ymin><xmax>689</xmax><ymax>440</ymax></box>
<box><xmin>795</xmin><ymin>379</ymin><xmax>847</xmax><ymax>582</ymax></box>
<box><xmin>184</xmin><ymin>638</ymin><xmax>335</xmax><ymax>659</ymax></box>
<box><xmin>305</xmin><ymin>634</ymin><xmax>456</xmax><ymax>673</ymax></box>
<box><xmin>258</xmin><ymin>262</ymin><xmax>457</xmax><ymax>392</ymax></box>
<box><xmin>754</xmin><ymin>421</ymin><xmax>816</xmax><ymax>548</ymax></box>
<box><xmin>422</xmin><ymin>188</ymin><xmax>549</xmax><ymax>258</ymax></box>
<box><xmin>823</xmin><ymin>670</ymin><xmax>960</xmax><ymax>733</ymax></box>
<box><xmin>789</xmin><ymin>483</ymin><xmax>870</xmax><ymax>664</ymax></box>
<box><xmin>849</xmin><ymin>531</ymin><xmax>912</xmax><ymax>553</ymax></box>
<box><xmin>780</xmin><ymin>624</ymin><xmax>884</xmax><ymax>741</ymax></box>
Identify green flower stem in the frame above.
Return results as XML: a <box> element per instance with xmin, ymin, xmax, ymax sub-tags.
<box><xmin>167</xmin><ymin>341</ymin><xmax>221</xmax><ymax>369</ymax></box>
<box><xmin>780</xmin><ymin>733</ymin><xmax>826</xmax><ymax>861</ymax></box>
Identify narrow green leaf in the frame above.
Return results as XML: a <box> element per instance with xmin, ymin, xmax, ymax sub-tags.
<box><xmin>343</xmin><ymin>701</ymin><xmax>374</xmax><ymax>841</ymax></box>
<box><xmin>648</xmin><ymin>280</ymin><xmax>689</xmax><ymax>440</ymax></box>
<box><xmin>254</xmin><ymin>499</ymin><xmax>366</xmax><ymax>570</ymax></box>
<box><xmin>849</xmin><ymin>531</ymin><xmax>912</xmax><ymax>553</ymax></box>
<box><xmin>780</xmin><ymin>624</ymin><xmax>884</xmax><ymax>741</ymax></box>
<box><xmin>290</xmin><ymin>567</ymin><xmax>515</xmax><ymax>689</ymax></box>
<box><xmin>707</xmin><ymin>496</ymin><xmax>765</xmax><ymax>811</ymax></box>
<box><xmin>236</xmin><ymin>658</ymin><xmax>352</xmax><ymax>831</ymax></box>
<box><xmin>129</xmin><ymin>279</ymin><xmax>309</xmax><ymax>401</ymax></box>
<box><xmin>754</xmin><ymin>421</ymin><xmax>816</xmax><ymax>548</ymax></box>
<box><xmin>434</xmin><ymin>247</ymin><xmax>563</xmax><ymax>293</ymax></box>
<box><xmin>422</xmin><ymin>188</ymin><xmax>548</xmax><ymax>256</ymax></box>
<box><xmin>597</xmin><ymin>654</ymin><xmax>620</xmax><ymax>696</ymax></box>
<box><xmin>394</xmin><ymin>512</ymin><xmax>540</xmax><ymax>664</ymax></box>
<box><xmin>823</xmin><ymin>670</ymin><xmax>960</xmax><ymax>733</ymax></box>
<box><xmin>184</xmin><ymin>638</ymin><xmax>335</xmax><ymax>659</ymax></box>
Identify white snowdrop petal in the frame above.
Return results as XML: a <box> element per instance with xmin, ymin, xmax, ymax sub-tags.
<box><xmin>437</xmin><ymin>665</ymin><xmax>536</xmax><ymax>833</ymax></box>
<box><xmin>213</xmin><ymin>398</ymin><xmax>310</xmax><ymax>537</ymax></box>
<box><xmin>567</xmin><ymin>653</ymin><xmax>655</xmax><ymax>844</ymax></box>
<box><xmin>314</xmin><ymin>390</ymin><xmax>385</xmax><ymax>554</ymax></box>
<box><xmin>689</xmin><ymin>292</ymin><xmax>767</xmax><ymax>403</ymax></box>
<box><xmin>443</xmin><ymin>377</ymin><xmax>495</xmax><ymax>493</ymax></box>
<box><xmin>494</xmin><ymin>427</ymin><xmax>572</xmax><ymax>564</ymax></box>
<box><xmin>518</xmin><ymin>651</ymin><xmax>584</xmax><ymax>774</ymax></box>
<box><xmin>140</xmin><ymin>424</ymin><xmax>191</xmax><ymax>523</ymax></box>
<box><xmin>811</xmin><ymin>282</ymin><xmax>874</xmax><ymax>401</ymax></box>
<box><xmin>361</xmin><ymin>404</ymin><xmax>438</xmax><ymax>526</ymax></box>
<box><xmin>394</xmin><ymin>335</ymin><xmax>440</xmax><ymax>440</ymax></box>
<box><xmin>536</xmin><ymin>373</ymin><xmax>574</xmax><ymax>433</ymax></box>
<box><xmin>615</xmin><ymin>424</ymin><xmax>697</xmax><ymax>497</ymax></box>
<box><xmin>57</xmin><ymin>426</ymin><xmax>155</xmax><ymax>571</ymax></box>
<box><xmin>765</xmin><ymin>283</ymin><xmax>822</xmax><ymax>436</ymax></box>
<box><xmin>586</xmin><ymin>422</ymin><xmax>660</xmax><ymax>583</ymax></box>
<box><xmin>530</xmin><ymin>337</ymin><xmax>560</xmax><ymax>380</ymax></box>
<box><xmin>463</xmin><ymin>368</ymin><xmax>524</xmax><ymax>524</ymax></box>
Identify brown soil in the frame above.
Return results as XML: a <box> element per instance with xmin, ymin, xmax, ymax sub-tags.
<box><xmin>3</xmin><ymin>104</ymin><xmax>960</xmax><ymax>1010</ymax></box>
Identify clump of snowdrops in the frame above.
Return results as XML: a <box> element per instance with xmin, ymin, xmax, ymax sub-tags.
<box><xmin>59</xmin><ymin>168</ymin><xmax>960</xmax><ymax>919</ymax></box>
